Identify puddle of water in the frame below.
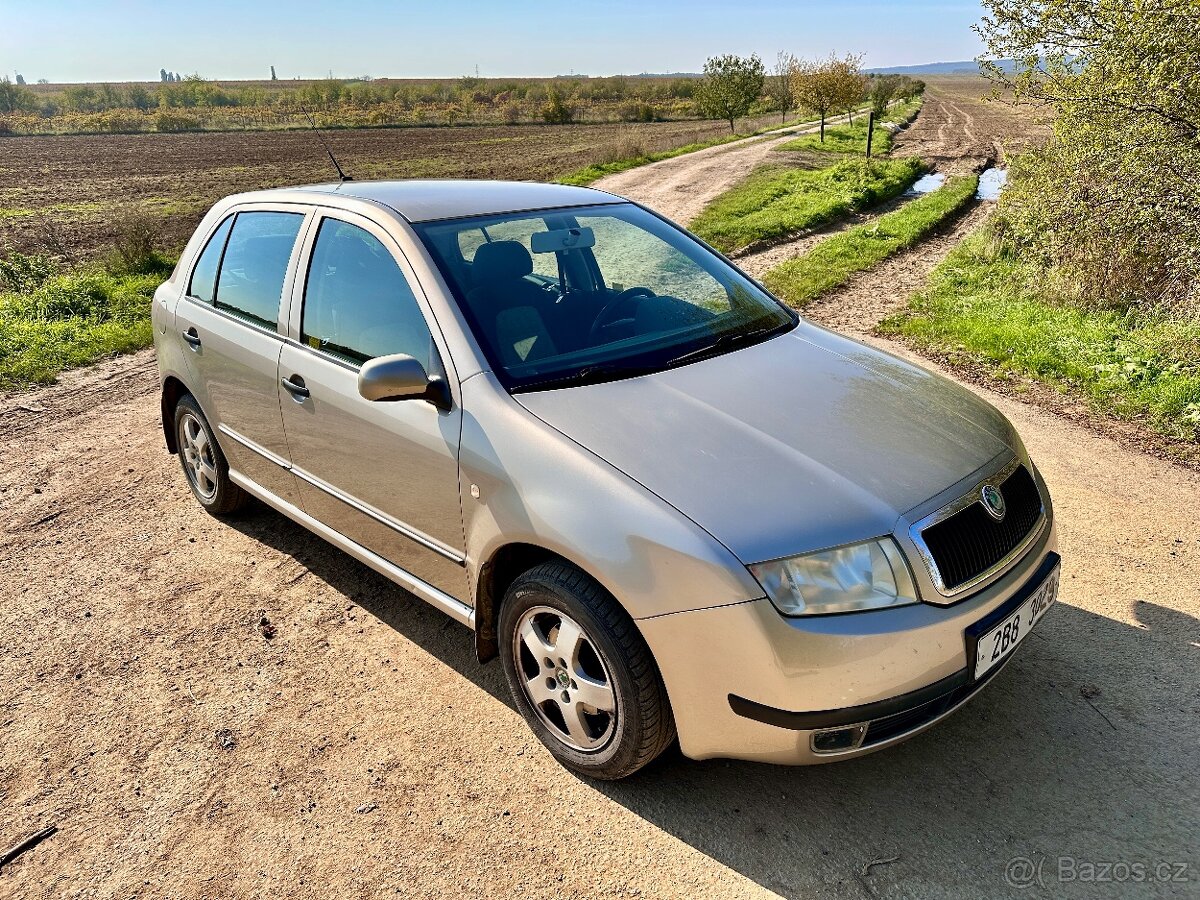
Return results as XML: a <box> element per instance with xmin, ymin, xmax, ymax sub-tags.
<box><xmin>976</xmin><ymin>167</ymin><xmax>1008</xmax><ymax>200</ymax></box>
<box><xmin>906</xmin><ymin>173</ymin><xmax>945</xmax><ymax>195</ymax></box>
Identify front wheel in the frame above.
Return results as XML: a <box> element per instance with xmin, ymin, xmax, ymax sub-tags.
<box><xmin>499</xmin><ymin>562</ymin><xmax>675</xmax><ymax>780</ymax></box>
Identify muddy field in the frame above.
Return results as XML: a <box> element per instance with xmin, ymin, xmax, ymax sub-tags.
<box><xmin>0</xmin><ymin>114</ymin><xmax>781</xmax><ymax>261</ymax></box>
<box><xmin>892</xmin><ymin>76</ymin><xmax>1050</xmax><ymax>173</ymax></box>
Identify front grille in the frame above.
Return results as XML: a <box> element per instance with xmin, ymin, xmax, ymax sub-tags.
<box><xmin>921</xmin><ymin>465</ymin><xmax>1042</xmax><ymax>591</ymax></box>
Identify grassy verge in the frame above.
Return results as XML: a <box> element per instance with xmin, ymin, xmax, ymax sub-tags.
<box><xmin>879</xmin><ymin>229</ymin><xmax>1200</xmax><ymax>446</ymax></box>
<box><xmin>0</xmin><ymin>254</ymin><xmax>170</xmax><ymax>390</ymax></box>
<box><xmin>774</xmin><ymin>99</ymin><xmax>922</xmax><ymax>157</ymax></box>
<box><xmin>689</xmin><ymin>156</ymin><xmax>923</xmax><ymax>254</ymax></box>
<box><xmin>763</xmin><ymin>174</ymin><xmax>978</xmax><ymax>305</ymax></box>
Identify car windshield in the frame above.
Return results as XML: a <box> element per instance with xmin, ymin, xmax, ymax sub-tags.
<box><xmin>415</xmin><ymin>202</ymin><xmax>796</xmax><ymax>392</ymax></box>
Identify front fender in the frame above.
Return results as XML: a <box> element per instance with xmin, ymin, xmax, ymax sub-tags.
<box><xmin>458</xmin><ymin>373</ymin><xmax>763</xmax><ymax>622</ymax></box>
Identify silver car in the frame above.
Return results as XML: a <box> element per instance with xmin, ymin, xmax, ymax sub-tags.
<box><xmin>153</xmin><ymin>180</ymin><xmax>1059</xmax><ymax>780</ymax></box>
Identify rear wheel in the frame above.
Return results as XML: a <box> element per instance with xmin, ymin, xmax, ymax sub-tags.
<box><xmin>174</xmin><ymin>394</ymin><xmax>247</xmax><ymax>516</ymax></box>
<box><xmin>499</xmin><ymin>561</ymin><xmax>675</xmax><ymax>780</ymax></box>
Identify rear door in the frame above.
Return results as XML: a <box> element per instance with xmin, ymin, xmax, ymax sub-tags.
<box><xmin>277</xmin><ymin>209</ymin><xmax>469</xmax><ymax>601</ymax></box>
<box><xmin>175</xmin><ymin>205</ymin><xmax>311</xmax><ymax>507</ymax></box>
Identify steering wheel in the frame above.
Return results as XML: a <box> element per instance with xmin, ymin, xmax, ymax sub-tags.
<box><xmin>588</xmin><ymin>287</ymin><xmax>656</xmax><ymax>342</ymax></box>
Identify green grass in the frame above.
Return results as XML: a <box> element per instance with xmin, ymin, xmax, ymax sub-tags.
<box><xmin>774</xmin><ymin>99</ymin><xmax>922</xmax><ymax>157</ymax></box>
<box><xmin>775</xmin><ymin>118</ymin><xmax>895</xmax><ymax>156</ymax></box>
<box><xmin>763</xmin><ymin>174</ymin><xmax>978</xmax><ymax>305</ymax></box>
<box><xmin>0</xmin><ymin>263</ymin><xmax>168</xmax><ymax>389</ymax></box>
<box><xmin>689</xmin><ymin>156</ymin><xmax>924</xmax><ymax>254</ymax></box>
<box><xmin>879</xmin><ymin>229</ymin><xmax>1200</xmax><ymax>446</ymax></box>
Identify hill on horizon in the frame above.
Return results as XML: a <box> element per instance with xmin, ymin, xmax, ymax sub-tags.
<box><xmin>866</xmin><ymin>59</ymin><xmax>1018</xmax><ymax>75</ymax></box>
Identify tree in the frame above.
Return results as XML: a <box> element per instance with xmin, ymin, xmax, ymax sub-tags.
<box><xmin>160</xmin><ymin>68</ymin><xmax>168</xmax><ymax>83</ymax></box>
<box><xmin>767</xmin><ymin>52</ymin><xmax>797</xmax><ymax>124</ymax></box>
<box><xmin>0</xmin><ymin>76</ymin><xmax>33</xmax><ymax>114</ymax></box>
<box><xmin>977</xmin><ymin>0</ymin><xmax>1200</xmax><ymax>312</ymax></box>
<box><xmin>792</xmin><ymin>52</ymin><xmax>865</xmax><ymax>138</ymax></box>
<box><xmin>828</xmin><ymin>53</ymin><xmax>865</xmax><ymax>124</ymax></box>
<box><xmin>790</xmin><ymin>56</ymin><xmax>836</xmax><ymax>141</ymax></box>
<box><xmin>868</xmin><ymin>73</ymin><xmax>900</xmax><ymax>116</ymax></box>
<box><xmin>696</xmin><ymin>53</ymin><xmax>766</xmax><ymax>133</ymax></box>
<box><xmin>14</xmin><ymin>73</ymin><xmax>25</xmax><ymax>85</ymax></box>
<box><xmin>37</xmin><ymin>78</ymin><xmax>49</xmax><ymax>85</ymax></box>
<box><xmin>270</xmin><ymin>65</ymin><xmax>277</xmax><ymax>81</ymax></box>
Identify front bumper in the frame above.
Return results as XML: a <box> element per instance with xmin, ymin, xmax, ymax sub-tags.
<box><xmin>637</xmin><ymin>518</ymin><xmax>1058</xmax><ymax>765</ymax></box>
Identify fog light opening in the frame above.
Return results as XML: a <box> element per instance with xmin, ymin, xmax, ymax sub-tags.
<box><xmin>811</xmin><ymin>724</ymin><xmax>868</xmax><ymax>754</ymax></box>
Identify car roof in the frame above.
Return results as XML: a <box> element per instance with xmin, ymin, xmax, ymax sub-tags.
<box><xmin>246</xmin><ymin>179</ymin><xmax>622</xmax><ymax>224</ymax></box>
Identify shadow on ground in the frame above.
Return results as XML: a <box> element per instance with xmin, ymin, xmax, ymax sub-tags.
<box><xmin>231</xmin><ymin>504</ymin><xmax>1199</xmax><ymax>899</ymax></box>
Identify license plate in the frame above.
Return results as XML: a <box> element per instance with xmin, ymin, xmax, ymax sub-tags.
<box><xmin>972</xmin><ymin>565</ymin><xmax>1059</xmax><ymax>679</ymax></box>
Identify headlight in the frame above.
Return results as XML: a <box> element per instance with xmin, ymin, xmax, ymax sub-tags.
<box><xmin>749</xmin><ymin>538</ymin><xmax>919</xmax><ymax>616</ymax></box>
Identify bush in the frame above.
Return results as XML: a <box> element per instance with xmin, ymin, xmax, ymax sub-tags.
<box><xmin>107</xmin><ymin>212</ymin><xmax>172</xmax><ymax>276</ymax></box>
<box><xmin>0</xmin><ymin>249</ymin><xmax>58</xmax><ymax>293</ymax></box>
<box><xmin>617</xmin><ymin>102</ymin><xmax>658</xmax><ymax>123</ymax></box>
<box><xmin>155</xmin><ymin>111</ymin><xmax>201</xmax><ymax>132</ymax></box>
<box><xmin>541</xmin><ymin>88</ymin><xmax>575</xmax><ymax>125</ymax></box>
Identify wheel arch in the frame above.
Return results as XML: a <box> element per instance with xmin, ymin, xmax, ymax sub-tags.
<box><xmin>161</xmin><ymin>375</ymin><xmax>190</xmax><ymax>453</ymax></box>
<box><xmin>475</xmin><ymin>542</ymin><xmax>612</xmax><ymax>663</ymax></box>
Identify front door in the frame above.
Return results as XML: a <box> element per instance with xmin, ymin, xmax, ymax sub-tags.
<box><xmin>174</xmin><ymin>207</ymin><xmax>309</xmax><ymax>508</ymax></box>
<box><xmin>277</xmin><ymin>211</ymin><xmax>468</xmax><ymax>601</ymax></box>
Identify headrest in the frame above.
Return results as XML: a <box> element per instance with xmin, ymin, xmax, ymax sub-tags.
<box><xmin>472</xmin><ymin>240</ymin><xmax>533</xmax><ymax>284</ymax></box>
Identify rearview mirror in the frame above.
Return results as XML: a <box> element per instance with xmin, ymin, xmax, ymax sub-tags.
<box><xmin>358</xmin><ymin>354</ymin><xmax>450</xmax><ymax>409</ymax></box>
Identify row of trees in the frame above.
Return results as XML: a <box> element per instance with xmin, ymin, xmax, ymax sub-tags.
<box><xmin>697</xmin><ymin>52</ymin><xmax>924</xmax><ymax>135</ymax></box>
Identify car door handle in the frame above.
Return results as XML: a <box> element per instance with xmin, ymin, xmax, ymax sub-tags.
<box><xmin>280</xmin><ymin>375</ymin><xmax>310</xmax><ymax>399</ymax></box>
<box><xmin>182</xmin><ymin>328</ymin><xmax>202</xmax><ymax>349</ymax></box>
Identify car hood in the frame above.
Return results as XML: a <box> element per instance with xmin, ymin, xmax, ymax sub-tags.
<box><xmin>515</xmin><ymin>322</ymin><xmax>1017</xmax><ymax>564</ymax></box>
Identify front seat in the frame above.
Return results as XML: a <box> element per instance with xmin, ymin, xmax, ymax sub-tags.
<box><xmin>466</xmin><ymin>241</ymin><xmax>559</xmax><ymax>367</ymax></box>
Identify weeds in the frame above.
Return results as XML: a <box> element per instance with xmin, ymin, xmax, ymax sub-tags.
<box><xmin>879</xmin><ymin>228</ymin><xmax>1200</xmax><ymax>447</ymax></box>
<box><xmin>0</xmin><ymin>242</ymin><xmax>169</xmax><ymax>389</ymax></box>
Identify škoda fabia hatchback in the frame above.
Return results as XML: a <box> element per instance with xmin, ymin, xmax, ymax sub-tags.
<box><xmin>153</xmin><ymin>180</ymin><xmax>1058</xmax><ymax>779</ymax></box>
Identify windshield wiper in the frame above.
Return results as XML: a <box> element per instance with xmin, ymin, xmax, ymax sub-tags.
<box><xmin>664</xmin><ymin>319</ymin><xmax>793</xmax><ymax>369</ymax></box>
<box><xmin>511</xmin><ymin>361</ymin><xmax>658</xmax><ymax>393</ymax></box>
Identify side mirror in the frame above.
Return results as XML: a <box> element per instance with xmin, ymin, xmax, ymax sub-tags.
<box><xmin>357</xmin><ymin>354</ymin><xmax>451</xmax><ymax>410</ymax></box>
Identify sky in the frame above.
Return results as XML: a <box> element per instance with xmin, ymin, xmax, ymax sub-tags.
<box><xmin>3</xmin><ymin>0</ymin><xmax>989</xmax><ymax>83</ymax></box>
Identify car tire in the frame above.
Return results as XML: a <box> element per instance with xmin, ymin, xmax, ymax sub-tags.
<box><xmin>174</xmin><ymin>394</ymin><xmax>247</xmax><ymax>516</ymax></box>
<box><xmin>499</xmin><ymin>561</ymin><xmax>676</xmax><ymax>780</ymax></box>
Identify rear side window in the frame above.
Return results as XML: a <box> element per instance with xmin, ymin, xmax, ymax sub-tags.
<box><xmin>187</xmin><ymin>215</ymin><xmax>234</xmax><ymax>303</ymax></box>
<box><xmin>301</xmin><ymin>219</ymin><xmax>433</xmax><ymax>368</ymax></box>
<box><xmin>214</xmin><ymin>211</ymin><xmax>305</xmax><ymax>330</ymax></box>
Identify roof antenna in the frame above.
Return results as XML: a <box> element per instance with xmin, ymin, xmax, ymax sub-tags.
<box><xmin>301</xmin><ymin>106</ymin><xmax>352</xmax><ymax>182</ymax></box>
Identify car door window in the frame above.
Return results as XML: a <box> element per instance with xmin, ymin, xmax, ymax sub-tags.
<box><xmin>187</xmin><ymin>215</ymin><xmax>234</xmax><ymax>303</ymax></box>
<box><xmin>214</xmin><ymin>211</ymin><xmax>304</xmax><ymax>330</ymax></box>
<box><xmin>301</xmin><ymin>218</ymin><xmax>434</xmax><ymax>369</ymax></box>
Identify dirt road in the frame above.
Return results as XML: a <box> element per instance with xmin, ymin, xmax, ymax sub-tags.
<box><xmin>594</xmin><ymin>117</ymin><xmax>828</xmax><ymax>224</ymax></box>
<box><xmin>3</xmin><ymin>92</ymin><xmax>1198</xmax><ymax>899</ymax></box>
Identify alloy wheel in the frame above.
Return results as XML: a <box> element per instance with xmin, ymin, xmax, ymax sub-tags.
<box><xmin>512</xmin><ymin>605</ymin><xmax>617</xmax><ymax>752</ymax></box>
<box><xmin>179</xmin><ymin>412</ymin><xmax>218</xmax><ymax>501</ymax></box>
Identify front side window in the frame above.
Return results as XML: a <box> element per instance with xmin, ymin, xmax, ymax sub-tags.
<box><xmin>187</xmin><ymin>215</ymin><xmax>234</xmax><ymax>303</ymax></box>
<box><xmin>416</xmin><ymin>203</ymin><xmax>795</xmax><ymax>392</ymax></box>
<box><xmin>214</xmin><ymin>211</ymin><xmax>304</xmax><ymax>330</ymax></box>
<box><xmin>301</xmin><ymin>218</ymin><xmax>433</xmax><ymax>369</ymax></box>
